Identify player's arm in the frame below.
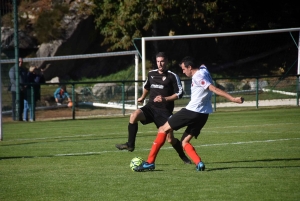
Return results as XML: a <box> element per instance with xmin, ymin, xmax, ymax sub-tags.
<box><xmin>138</xmin><ymin>88</ymin><xmax>149</xmax><ymax>104</ymax></box>
<box><xmin>166</xmin><ymin>93</ymin><xmax>180</xmax><ymax>101</ymax></box>
<box><xmin>154</xmin><ymin>94</ymin><xmax>179</xmax><ymax>102</ymax></box>
<box><xmin>168</xmin><ymin>73</ymin><xmax>183</xmax><ymax>101</ymax></box>
<box><xmin>208</xmin><ymin>84</ymin><xmax>244</xmax><ymax>104</ymax></box>
<box><xmin>154</xmin><ymin>74</ymin><xmax>183</xmax><ymax>102</ymax></box>
<box><xmin>138</xmin><ymin>75</ymin><xmax>151</xmax><ymax>103</ymax></box>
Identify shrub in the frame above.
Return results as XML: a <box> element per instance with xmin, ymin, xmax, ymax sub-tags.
<box><xmin>33</xmin><ymin>4</ymin><xmax>69</xmax><ymax>43</ymax></box>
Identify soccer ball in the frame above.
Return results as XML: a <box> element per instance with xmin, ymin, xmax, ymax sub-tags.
<box><xmin>130</xmin><ymin>157</ymin><xmax>144</xmax><ymax>171</ymax></box>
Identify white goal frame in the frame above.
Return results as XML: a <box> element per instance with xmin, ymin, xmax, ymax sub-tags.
<box><xmin>141</xmin><ymin>28</ymin><xmax>300</xmax><ymax>82</ymax></box>
<box><xmin>0</xmin><ymin>51</ymin><xmax>139</xmax><ymax>140</ymax></box>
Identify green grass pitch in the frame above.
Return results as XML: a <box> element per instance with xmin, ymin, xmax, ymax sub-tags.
<box><xmin>0</xmin><ymin>107</ymin><xmax>299</xmax><ymax>201</ymax></box>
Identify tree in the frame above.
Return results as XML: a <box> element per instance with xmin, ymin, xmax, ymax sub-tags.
<box><xmin>92</xmin><ymin>0</ymin><xmax>219</xmax><ymax>51</ymax></box>
<box><xmin>92</xmin><ymin>0</ymin><xmax>300</xmax><ymax>52</ymax></box>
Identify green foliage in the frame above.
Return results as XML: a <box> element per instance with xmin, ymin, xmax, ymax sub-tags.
<box><xmin>1</xmin><ymin>107</ymin><xmax>300</xmax><ymax>200</ymax></box>
<box><xmin>33</xmin><ymin>4</ymin><xmax>69</xmax><ymax>43</ymax></box>
<box><xmin>1</xmin><ymin>13</ymin><xmax>13</xmax><ymax>27</ymax></box>
<box><xmin>92</xmin><ymin>0</ymin><xmax>215</xmax><ymax>51</ymax></box>
<box><xmin>92</xmin><ymin>0</ymin><xmax>300</xmax><ymax>52</ymax></box>
<box><xmin>93</xmin><ymin>0</ymin><xmax>143</xmax><ymax>51</ymax></box>
<box><xmin>77</xmin><ymin>0</ymin><xmax>96</xmax><ymax>16</ymax></box>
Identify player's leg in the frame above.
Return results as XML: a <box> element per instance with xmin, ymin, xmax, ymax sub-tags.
<box><xmin>115</xmin><ymin>109</ymin><xmax>146</xmax><ymax>151</ymax></box>
<box><xmin>146</xmin><ymin>130</ymin><xmax>167</xmax><ymax>163</ymax></box>
<box><xmin>166</xmin><ymin>131</ymin><xmax>192</xmax><ymax>164</ymax></box>
<box><xmin>181</xmin><ymin>113</ymin><xmax>209</xmax><ymax>171</ymax></box>
<box><xmin>134</xmin><ymin>123</ymin><xmax>170</xmax><ymax>171</ymax></box>
<box><xmin>181</xmin><ymin>133</ymin><xmax>205</xmax><ymax>171</ymax></box>
<box><xmin>144</xmin><ymin>122</ymin><xmax>173</xmax><ymax>164</ymax></box>
<box><xmin>128</xmin><ymin>109</ymin><xmax>146</xmax><ymax>148</ymax></box>
<box><xmin>153</xmin><ymin>109</ymin><xmax>192</xmax><ymax>164</ymax></box>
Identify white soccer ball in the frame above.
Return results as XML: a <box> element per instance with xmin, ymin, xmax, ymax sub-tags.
<box><xmin>130</xmin><ymin>157</ymin><xmax>144</xmax><ymax>171</ymax></box>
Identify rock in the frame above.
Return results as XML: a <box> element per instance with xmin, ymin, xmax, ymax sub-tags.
<box><xmin>48</xmin><ymin>76</ymin><xmax>60</xmax><ymax>83</ymax></box>
<box><xmin>1</xmin><ymin>27</ymin><xmax>37</xmax><ymax>49</ymax></box>
<box><xmin>92</xmin><ymin>83</ymin><xmax>119</xmax><ymax>99</ymax></box>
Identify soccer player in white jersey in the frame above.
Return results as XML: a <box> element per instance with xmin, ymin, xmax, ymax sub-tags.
<box><xmin>116</xmin><ymin>52</ymin><xmax>191</xmax><ymax>164</ymax></box>
<box><xmin>134</xmin><ymin>56</ymin><xmax>244</xmax><ymax>172</ymax></box>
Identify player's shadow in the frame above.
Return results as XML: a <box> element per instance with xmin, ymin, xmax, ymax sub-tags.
<box><xmin>0</xmin><ymin>155</ymin><xmax>39</xmax><ymax>160</ymax></box>
<box><xmin>0</xmin><ymin>152</ymin><xmax>101</xmax><ymax>160</ymax></box>
<box><xmin>134</xmin><ymin>170</ymin><xmax>164</xmax><ymax>172</ymax></box>
<box><xmin>206</xmin><ymin>158</ymin><xmax>300</xmax><ymax>171</ymax></box>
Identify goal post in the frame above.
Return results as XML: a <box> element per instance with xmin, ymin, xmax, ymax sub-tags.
<box><xmin>1</xmin><ymin>51</ymin><xmax>140</xmax><ymax>105</ymax></box>
<box><xmin>141</xmin><ymin>27</ymin><xmax>300</xmax><ymax>81</ymax></box>
<box><xmin>0</xmin><ymin>51</ymin><xmax>139</xmax><ymax>140</ymax></box>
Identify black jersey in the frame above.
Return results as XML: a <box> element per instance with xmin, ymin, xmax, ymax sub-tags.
<box><xmin>144</xmin><ymin>69</ymin><xmax>183</xmax><ymax>113</ymax></box>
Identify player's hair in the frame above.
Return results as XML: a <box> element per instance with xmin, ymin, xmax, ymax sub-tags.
<box><xmin>60</xmin><ymin>85</ymin><xmax>66</xmax><ymax>91</ymax></box>
<box><xmin>156</xmin><ymin>52</ymin><xmax>168</xmax><ymax>60</ymax></box>
<box><xmin>179</xmin><ymin>56</ymin><xmax>198</xmax><ymax>69</ymax></box>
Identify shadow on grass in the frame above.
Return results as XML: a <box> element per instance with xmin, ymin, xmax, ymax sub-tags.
<box><xmin>0</xmin><ymin>152</ymin><xmax>101</xmax><ymax>160</ymax></box>
<box><xmin>2</xmin><ymin>156</ymin><xmax>300</xmax><ymax>174</ymax></box>
<box><xmin>0</xmin><ymin>132</ymin><xmax>160</xmax><ymax>147</ymax></box>
<box><xmin>209</xmin><ymin>158</ymin><xmax>300</xmax><ymax>164</ymax></box>
<box><xmin>206</xmin><ymin>158</ymin><xmax>300</xmax><ymax>171</ymax></box>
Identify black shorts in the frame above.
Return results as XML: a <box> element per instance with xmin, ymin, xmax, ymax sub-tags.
<box><xmin>140</xmin><ymin>104</ymin><xmax>172</xmax><ymax>128</ymax></box>
<box><xmin>168</xmin><ymin>108</ymin><xmax>209</xmax><ymax>139</ymax></box>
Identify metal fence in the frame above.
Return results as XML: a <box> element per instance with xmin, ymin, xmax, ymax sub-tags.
<box><xmin>1</xmin><ymin>75</ymin><xmax>299</xmax><ymax>122</ymax></box>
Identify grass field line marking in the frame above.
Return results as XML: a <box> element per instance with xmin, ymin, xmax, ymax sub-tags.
<box><xmin>6</xmin><ymin>134</ymin><xmax>97</xmax><ymax>141</ymax></box>
<box><xmin>195</xmin><ymin>138</ymin><xmax>300</xmax><ymax>147</ymax></box>
<box><xmin>53</xmin><ymin>138</ymin><xmax>300</xmax><ymax>157</ymax></box>
<box><xmin>6</xmin><ymin>123</ymin><xmax>296</xmax><ymax>142</ymax></box>
<box><xmin>141</xmin><ymin>122</ymin><xmax>297</xmax><ymax>133</ymax></box>
<box><xmin>201</xmin><ymin>122</ymin><xmax>297</xmax><ymax>129</ymax></box>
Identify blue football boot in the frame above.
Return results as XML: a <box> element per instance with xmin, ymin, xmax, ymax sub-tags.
<box><xmin>134</xmin><ymin>162</ymin><xmax>155</xmax><ymax>172</ymax></box>
<box><xmin>196</xmin><ymin>161</ymin><xmax>205</xmax><ymax>171</ymax></box>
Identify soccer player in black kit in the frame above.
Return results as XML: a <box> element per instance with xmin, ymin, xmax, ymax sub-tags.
<box><xmin>115</xmin><ymin>52</ymin><xmax>191</xmax><ymax>164</ymax></box>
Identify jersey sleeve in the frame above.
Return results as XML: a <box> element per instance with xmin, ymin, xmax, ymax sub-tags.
<box><xmin>171</xmin><ymin>72</ymin><xmax>183</xmax><ymax>99</ymax></box>
<box><xmin>194</xmin><ymin>70</ymin><xmax>212</xmax><ymax>89</ymax></box>
<box><xmin>143</xmin><ymin>74</ymin><xmax>151</xmax><ymax>90</ymax></box>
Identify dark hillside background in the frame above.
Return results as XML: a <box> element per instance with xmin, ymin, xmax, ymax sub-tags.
<box><xmin>1</xmin><ymin>0</ymin><xmax>299</xmax><ymax>80</ymax></box>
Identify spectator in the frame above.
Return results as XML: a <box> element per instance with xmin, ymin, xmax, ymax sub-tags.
<box><xmin>23</xmin><ymin>66</ymin><xmax>45</xmax><ymax>122</ymax></box>
<box><xmin>8</xmin><ymin>57</ymin><xmax>27</xmax><ymax>121</ymax></box>
<box><xmin>54</xmin><ymin>85</ymin><xmax>71</xmax><ymax>105</ymax></box>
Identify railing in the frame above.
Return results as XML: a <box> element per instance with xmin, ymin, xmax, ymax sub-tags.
<box><xmin>2</xmin><ymin>75</ymin><xmax>299</xmax><ymax>122</ymax></box>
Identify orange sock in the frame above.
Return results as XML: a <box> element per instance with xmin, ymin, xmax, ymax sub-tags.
<box><xmin>183</xmin><ymin>143</ymin><xmax>201</xmax><ymax>165</ymax></box>
<box><xmin>147</xmin><ymin>132</ymin><xmax>166</xmax><ymax>163</ymax></box>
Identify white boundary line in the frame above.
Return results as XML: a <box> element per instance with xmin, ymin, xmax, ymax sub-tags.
<box><xmin>6</xmin><ymin>122</ymin><xmax>298</xmax><ymax>142</ymax></box>
<box><xmin>2</xmin><ymin>137</ymin><xmax>299</xmax><ymax>158</ymax></box>
<box><xmin>53</xmin><ymin>138</ymin><xmax>300</xmax><ymax>157</ymax></box>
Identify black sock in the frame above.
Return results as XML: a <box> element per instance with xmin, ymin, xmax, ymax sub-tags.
<box><xmin>127</xmin><ymin>123</ymin><xmax>138</xmax><ymax>147</ymax></box>
<box><xmin>172</xmin><ymin>138</ymin><xmax>186</xmax><ymax>157</ymax></box>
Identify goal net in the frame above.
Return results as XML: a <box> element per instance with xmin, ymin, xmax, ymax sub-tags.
<box><xmin>1</xmin><ymin>51</ymin><xmax>140</xmax><ymax>124</ymax></box>
<box><xmin>138</xmin><ymin>28</ymin><xmax>300</xmax><ymax>110</ymax></box>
